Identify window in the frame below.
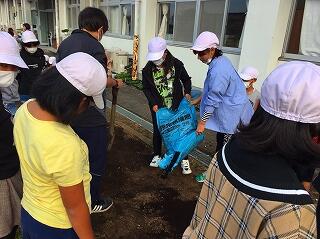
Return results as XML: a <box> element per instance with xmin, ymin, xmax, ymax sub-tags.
<box><xmin>67</xmin><ymin>0</ymin><xmax>80</xmax><ymax>30</ymax></box>
<box><xmin>99</xmin><ymin>0</ymin><xmax>135</xmax><ymax>37</ymax></box>
<box><xmin>158</xmin><ymin>0</ymin><xmax>247</xmax><ymax>49</ymax></box>
<box><xmin>284</xmin><ymin>0</ymin><xmax>320</xmax><ymax>61</ymax></box>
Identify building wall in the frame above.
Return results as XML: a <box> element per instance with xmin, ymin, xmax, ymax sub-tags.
<box><xmin>4</xmin><ymin>0</ymin><xmax>316</xmax><ymax>90</ymax></box>
<box><xmin>99</xmin><ymin>0</ymin><xmax>294</xmax><ymax>90</ymax></box>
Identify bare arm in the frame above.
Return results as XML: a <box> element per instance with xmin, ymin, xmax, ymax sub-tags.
<box><xmin>107</xmin><ymin>76</ymin><xmax>123</xmax><ymax>88</ymax></box>
<box><xmin>59</xmin><ymin>182</ymin><xmax>94</xmax><ymax>239</ymax></box>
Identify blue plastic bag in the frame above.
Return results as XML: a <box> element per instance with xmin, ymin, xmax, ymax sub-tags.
<box><xmin>156</xmin><ymin>98</ymin><xmax>204</xmax><ymax>172</ymax></box>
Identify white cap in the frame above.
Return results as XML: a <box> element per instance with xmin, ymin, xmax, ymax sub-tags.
<box><xmin>22</xmin><ymin>30</ymin><xmax>38</xmax><ymax>43</ymax></box>
<box><xmin>56</xmin><ymin>52</ymin><xmax>107</xmax><ymax>109</ymax></box>
<box><xmin>239</xmin><ymin>66</ymin><xmax>259</xmax><ymax>81</ymax></box>
<box><xmin>261</xmin><ymin>61</ymin><xmax>320</xmax><ymax>123</ymax></box>
<box><xmin>49</xmin><ymin>56</ymin><xmax>56</xmax><ymax>66</ymax></box>
<box><xmin>191</xmin><ymin>31</ymin><xmax>219</xmax><ymax>51</ymax></box>
<box><xmin>146</xmin><ymin>37</ymin><xmax>167</xmax><ymax>61</ymax></box>
<box><xmin>0</xmin><ymin>31</ymin><xmax>28</xmax><ymax>68</ymax></box>
<box><xmin>44</xmin><ymin>55</ymin><xmax>49</xmax><ymax>62</ymax></box>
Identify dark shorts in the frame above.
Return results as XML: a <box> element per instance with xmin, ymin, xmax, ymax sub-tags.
<box><xmin>21</xmin><ymin>208</ymin><xmax>78</xmax><ymax>239</ymax></box>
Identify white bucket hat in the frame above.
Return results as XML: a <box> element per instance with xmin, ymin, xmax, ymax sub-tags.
<box><xmin>239</xmin><ymin>66</ymin><xmax>259</xmax><ymax>81</ymax></box>
<box><xmin>191</xmin><ymin>31</ymin><xmax>219</xmax><ymax>51</ymax></box>
<box><xmin>260</xmin><ymin>61</ymin><xmax>320</xmax><ymax>124</ymax></box>
<box><xmin>21</xmin><ymin>30</ymin><xmax>38</xmax><ymax>43</ymax></box>
<box><xmin>0</xmin><ymin>31</ymin><xmax>28</xmax><ymax>68</ymax></box>
<box><xmin>56</xmin><ymin>52</ymin><xmax>107</xmax><ymax>109</ymax></box>
<box><xmin>146</xmin><ymin>37</ymin><xmax>167</xmax><ymax>61</ymax></box>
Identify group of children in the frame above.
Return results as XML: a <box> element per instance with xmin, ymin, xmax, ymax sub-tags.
<box><xmin>1</xmin><ymin>26</ymin><xmax>57</xmax><ymax>117</ymax></box>
<box><xmin>142</xmin><ymin>32</ymin><xmax>320</xmax><ymax>238</ymax></box>
<box><xmin>1</xmin><ymin>6</ymin><xmax>320</xmax><ymax>239</ymax></box>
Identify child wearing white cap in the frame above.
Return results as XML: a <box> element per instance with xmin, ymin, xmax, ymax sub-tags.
<box><xmin>184</xmin><ymin>61</ymin><xmax>320</xmax><ymax>238</ymax></box>
<box><xmin>0</xmin><ymin>31</ymin><xmax>27</xmax><ymax>239</ymax></box>
<box><xmin>16</xmin><ymin>30</ymin><xmax>45</xmax><ymax>102</ymax></box>
<box><xmin>14</xmin><ymin>52</ymin><xmax>107</xmax><ymax>239</ymax></box>
<box><xmin>239</xmin><ymin>66</ymin><xmax>260</xmax><ymax>110</ymax></box>
<box><xmin>191</xmin><ymin>31</ymin><xmax>253</xmax><ymax>183</ymax></box>
<box><xmin>142</xmin><ymin>37</ymin><xmax>193</xmax><ymax>175</ymax></box>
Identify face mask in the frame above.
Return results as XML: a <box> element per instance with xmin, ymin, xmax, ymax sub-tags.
<box><xmin>243</xmin><ymin>81</ymin><xmax>251</xmax><ymax>88</ymax></box>
<box><xmin>153</xmin><ymin>57</ymin><xmax>165</xmax><ymax>66</ymax></box>
<box><xmin>206</xmin><ymin>58</ymin><xmax>212</xmax><ymax>65</ymax></box>
<box><xmin>25</xmin><ymin>47</ymin><xmax>38</xmax><ymax>54</ymax></box>
<box><xmin>0</xmin><ymin>71</ymin><xmax>17</xmax><ymax>88</ymax></box>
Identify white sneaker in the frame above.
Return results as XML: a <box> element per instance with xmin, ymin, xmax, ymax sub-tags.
<box><xmin>181</xmin><ymin>159</ymin><xmax>192</xmax><ymax>175</ymax></box>
<box><xmin>150</xmin><ymin>155</ymin><xmax>162</xmax><ymax>167</ymax></box>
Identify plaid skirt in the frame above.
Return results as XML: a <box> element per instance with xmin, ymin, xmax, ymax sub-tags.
<box><xmin>0</xmin><ymin>171</ymin><xmax>22</xmax><ymax>237</ymax></box>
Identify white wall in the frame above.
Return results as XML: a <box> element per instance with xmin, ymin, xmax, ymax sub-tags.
<box><xmin>167</xmin><ymin>45</ymin><xmax>240</xmax><ymax>88</ymax></box>
<box><xmin>101</xmin><ymin>36</ymin><xmax>133</xmax><ymax>53</ymax></box>
<box><xmin>238</xmin><ymin>0</ymin><xmax>292</xmax><ymax>90</ymax></box>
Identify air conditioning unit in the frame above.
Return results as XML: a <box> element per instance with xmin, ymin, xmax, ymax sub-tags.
<box><xmin>107</xmin><ymin>48</ymin><xmax>129</xmax><ymax>73</ymax></box>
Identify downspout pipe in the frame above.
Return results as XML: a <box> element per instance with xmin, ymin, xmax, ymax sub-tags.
<box><xmin>55</xmin><ymin>0</ymin><xmax>60</xmax><ymax>47</ymax></box>
<box><xmin>132</xmin><ymin>0</ymin><xmax>141</xmax><ymax>80</ymax></box>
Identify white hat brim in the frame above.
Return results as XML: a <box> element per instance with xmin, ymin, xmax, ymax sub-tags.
<box><xmin>92</xmin><ymin>94</ymin><xmax>105</xmax><ymax>109</ymax></box>
<box><xmin>0</xmin><ymin>54</ymin><xmax>28</xmax><ymax>68</ymax></box>
<box><xmin>190</xmin><ymin>45</ymin><xmax>207</xmax><ymax>51</ymax></box>
<box><xmin>239</xmin><ymin>73</ymin><xmax>252</xmax><ymax>81</ymax></box>
<box><xmin>146</xmin><ymin>50</ymin><xmax>165</xmax><ymax>61</ymax></box>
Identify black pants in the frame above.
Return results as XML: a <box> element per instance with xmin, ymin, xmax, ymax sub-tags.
<box><xmin>151</xmin><ymin>108</ymin><xmax>162</xmax><ymax>156</ymax></box>
<box><xmin>73</xmin><ymin>125</ymin><xmax>108</xmax><ymax>204</ymax></box>
<box><xmin>216</xmin><ymin>132</ymin><xmax>232</xmax><ymax>153</ymax></box>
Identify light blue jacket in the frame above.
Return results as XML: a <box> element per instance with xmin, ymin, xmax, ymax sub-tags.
<box><xmin>200</xmin><ymin>56</ymin><xmax>253</xmax><ymax>134</ymax></box>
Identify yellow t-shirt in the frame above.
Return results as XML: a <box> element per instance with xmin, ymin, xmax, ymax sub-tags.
<box><xmin>13</xmin><ymin>101</ymin><xmax>91</xmax><ymax>229</ymax></box>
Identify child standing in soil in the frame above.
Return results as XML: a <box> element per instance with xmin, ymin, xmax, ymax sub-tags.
<box><xmin>16</xmin><ymin>30</ymin><xmax>45</xmax><ymax>102</ymax></box>
<box><xmin>184</xmin><ymin>61</ymin><xmax>320</xmax><ymax>238</ymax></box>
<box><xmin>191</xmin><ymin>32</ymin><xmax>253</xmax><ymax>183</ymax></box>
<box><xmin>239</xmin><ymin>66</ymin><xmax>260</xmax><ymax>111</ymax></box>
<box><xmin>0</xmin><ymin>31</ymin><xmax>26</xmax><ymax>239</ymax></box>
<box><xmin>142</xmin><ymin>37</ymin><xmax>193</xmax><ymax>175</ymax></box>
<box><xmin>14</xmin><ymin>53</ymin><xmax>106</xmax><ymax>239</ymax></box>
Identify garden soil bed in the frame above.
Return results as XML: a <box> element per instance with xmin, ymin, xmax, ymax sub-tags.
<box><xmin>91</xmin><ymin>126</ymin><xmax>204</xmax><ymax>239</ymax></box>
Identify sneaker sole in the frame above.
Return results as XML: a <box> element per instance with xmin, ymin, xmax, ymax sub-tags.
<box><xmin>91</xmin><ymin>201</ymin><xmax>114</xmax><ymax>214</ymax></box>
<box><xmin>149</xmin><ymin>163</ymin><xmax>159</xmax><ymax>167</ymax></box>
<box><xmin>182</xmin><ymin>170</ymin><xmax>192</xmax><ymax>175</ymax></box>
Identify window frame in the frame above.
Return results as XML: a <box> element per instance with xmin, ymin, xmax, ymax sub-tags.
<box><xmin>100</xmin><ymin>0</ymin><xmax>135</xmax><ymax>39</ymax></box>
<box><xmin>67</xmin><ymin>0</ymin><xmax>80</xmax><ymax>30</ymax></box>
<box><xmin>281</xmin><ymin>0</ymin><xmax>320</xmax><ymax>63</ymax></box>
<box><xmin>157</xmin><ymin>0</ymin><xmax>245</xmax><ymax>53</ymax></box>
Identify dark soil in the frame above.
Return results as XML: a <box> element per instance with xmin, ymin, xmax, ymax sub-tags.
<box><xmin>91</xmin><ymin>127</ymin><xmax>204</xmax><ymax>239</ymax></box>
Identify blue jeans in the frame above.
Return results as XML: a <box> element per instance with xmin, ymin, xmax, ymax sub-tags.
<box><xmin>21</xmin><ymin>208</ymin><xmax>78</xmax><ymax>239</ymax></box>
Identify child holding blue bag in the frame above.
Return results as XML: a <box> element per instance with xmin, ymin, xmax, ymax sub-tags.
<box><xmin>142</xmin><ymin>37</ymin><xmax>193</xmax><ymax>175</ymax></box>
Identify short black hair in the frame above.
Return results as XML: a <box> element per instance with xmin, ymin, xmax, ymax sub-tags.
<box><xmin>32</xmin><ymin>67</ymin><xmax>87</xmax><ymax>124</ymax></box>
<box><xmin>8</xmin><ymin>28</ymin><xmax>14</xmax><ymax>37</ymax></box>
<box><xmin>235</xmin><ymin>105</ymin><xmax>320</xmax><ymax>167</ymax></box>
<box><xmin>78</xmin><ymin>7</ymin><xmax>108</xmax><ymax>33</ymax></box>
<box><xmin>214</xmin><ymin>49</ymin><xmax>223</xmax><ymax>58</ymax></box>
<box><xmin>23</xmin><ymin>23</ymin><xmax>31</xmax><ymax>30</ymax></box>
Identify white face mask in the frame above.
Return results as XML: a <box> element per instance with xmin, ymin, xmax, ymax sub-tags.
<box><xmin>153</xmin><ymin>57</ymin><xmax>165</xmax><ymax>66</ymax></box>
<box><xmin>0</xmin><ymin>71</ymin><xmax>17</xmax><ymax>88</ymax></box>
<box><xmin>243</xmin><ymin>81</ymin><xmax>251</xmax><ymax>88</ymax></box>
<box><xmin>25</xmin><ymin>47</ymin><xmax>38</xmax><ymax>54</ymax></box>
<box><xmin>206</xmin><ymin>58</ymin><xmax>213</xmax><ymax>65</ymax></box>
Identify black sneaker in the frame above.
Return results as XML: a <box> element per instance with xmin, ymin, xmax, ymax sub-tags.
<box><xmin>91</xmin><ymin>197</ymin><xmax>113</xmax><ymax>213</ymax></box>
